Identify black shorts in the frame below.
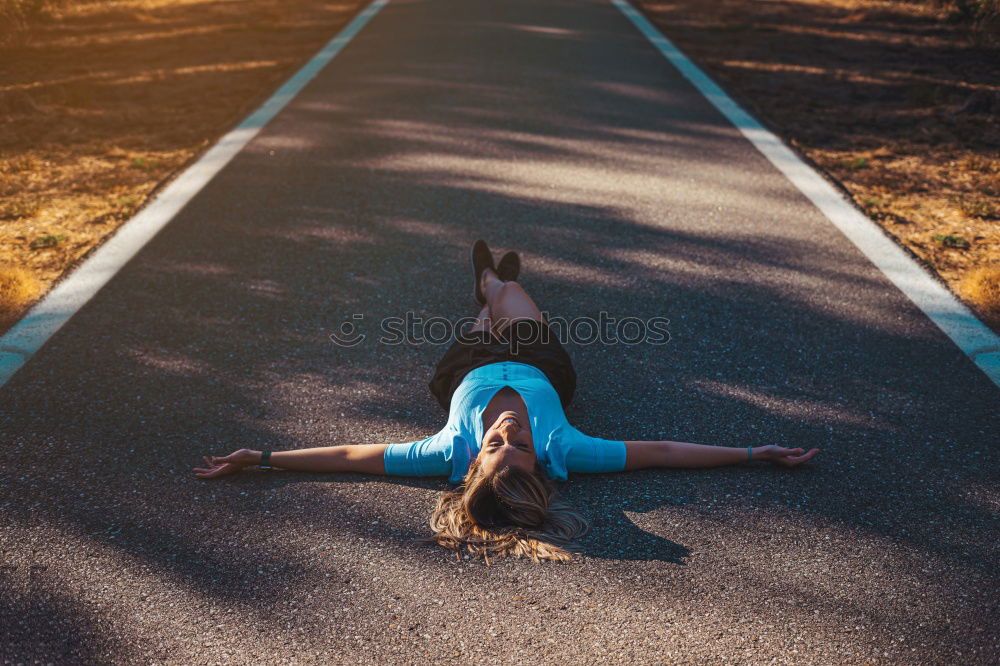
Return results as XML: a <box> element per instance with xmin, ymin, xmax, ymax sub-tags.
<box><xmin>428</xmin><ymin>319</ymin><xmax>577</xmax><ymax>412</ymax></box>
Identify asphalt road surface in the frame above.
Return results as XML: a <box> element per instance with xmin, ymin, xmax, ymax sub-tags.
<box><xmin>2</xmin><ymin>0</ymin><xmax>998</xmax><ymax>663</ymax></box>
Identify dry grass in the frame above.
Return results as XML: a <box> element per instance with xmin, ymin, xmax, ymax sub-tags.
<box><xmin>0</xmin><ymin>264</ymin><xmax>39</xmax><ymax>328</ymax></box>
<box><xmin>960</xmin><ymin>264</ymin><xmax>1000</xmax><ymax>327</ymax></box>
<box><xmin>638</xmin><ymin>0</ymin><xmax>1000</xmax><ymax>331</ymax></box>
<box><xmin>0</xmin><ymin>0</ymin><xmax>364</xmax><ymax>333</ymax></box>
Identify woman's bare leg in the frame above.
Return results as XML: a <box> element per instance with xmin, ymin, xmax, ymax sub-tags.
<box><xmin>468</xmin><ymin>304</ymin><xmax>492</xmax><ymax>334</ymax></box>
<box><xmin>481</xmin><ymin>267</ymin><xmax>543</xmax><ymax>335</ymax></box>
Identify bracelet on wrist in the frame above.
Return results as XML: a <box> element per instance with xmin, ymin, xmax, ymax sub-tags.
<box><xmin>258</xmin><ymin>450</ymin><xmax>272</xmax><ymax>471</ymax></box>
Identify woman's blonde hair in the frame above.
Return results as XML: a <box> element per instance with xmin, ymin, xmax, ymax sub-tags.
<box><xmin>426</xmin><ymin>456</ymin><xmax>589</xmax><ymax>563</ymax></box>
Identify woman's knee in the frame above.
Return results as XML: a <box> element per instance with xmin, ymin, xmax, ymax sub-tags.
<box><xmin>495</xmin><ymin>281</ymin><xmax>532</xmax><ymax>305</ymax></box>
<box><xmin>490</xmin><ymin>280</ymin><xmax>542</xmax><ymax>325</ymax></box>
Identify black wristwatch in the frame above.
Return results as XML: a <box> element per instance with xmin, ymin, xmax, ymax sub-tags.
<box><xmin>258</xmin><ymin>450</ymin><xmax>272</xmax><ymax>471</ymax></box>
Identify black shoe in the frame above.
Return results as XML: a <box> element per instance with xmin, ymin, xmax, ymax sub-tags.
<box><xmin>496</xmin><ymin>251</ymin><xmax>520</xmax><ymax>282</ymax></box>
<box><xmin>470</xmin><ymin>240</ymin><xmax>495</xmax><ymax>306</ymax></box>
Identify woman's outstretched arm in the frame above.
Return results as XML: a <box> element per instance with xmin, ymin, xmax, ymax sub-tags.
<box><xmin>192</xmin><ymin>444</ymin><xmax>389</xmax><ymax>479</ymax></box>
<box><xmin>623</xmin><ymin>440</ymin><xmax>819</xmax><ymax>471</ymax></box>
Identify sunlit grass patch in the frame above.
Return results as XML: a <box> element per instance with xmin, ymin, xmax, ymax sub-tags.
<box><xmin>960</xmin><ymin>264</ymin><xmax>1000</xmax><ymax>324</ymax></box>
<box><xmin>960</xmin><ymin>153</ymin><xmax>998</xmax><ymax>173</ymax></box>
<box><xmin>0</xmin><ymin>199</ymin><xmax>39</xmax><ymax>220</ymax></box>
<box><xmin>956</xmin><ymin>197</ymin><xmax>1000</xmax><ymax>219</ymax></box>
<box><xmin>932</xmin><ymin>233</ymin><xmax>972</xmax><ymax>249</ymax></box>
<box><xmin>0</xmin><ymin>264</ymin><xmax>40</xmax><ymax>326</ymax></box>
<box><xmin>1</xmin><ymin>154</ymin><xmax>41</xmax><ymax>173</ymax></box>
<box><xmin>0</xmin><ymin>0</ymin><xmax>56</xmax><ymax>37</ymax></box>
<box><xmin>29</xmin><ymin>233</ymin><xmax>67</xmax><ymax>250</ymax></box>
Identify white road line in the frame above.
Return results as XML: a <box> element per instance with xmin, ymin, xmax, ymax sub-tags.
<box><xmin>612</xmin><ymin>0</ymin><xmax>1000</xmax><ymax>390</ymax></box>
<box><xmin>0</xmin><ymin>0</ymin><xmax>391</xmax><ymax>389</ymax></box>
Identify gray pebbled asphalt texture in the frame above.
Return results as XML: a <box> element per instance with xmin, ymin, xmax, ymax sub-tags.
<box><xmin>1</xmin><ymin>0</ymin><xmax>998</xmax><ymax>663</ymax></box>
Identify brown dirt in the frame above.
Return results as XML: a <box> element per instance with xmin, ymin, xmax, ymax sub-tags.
<box><xmin>637</xmin><ymin>0</ymin><xmax>1000</xmax><ymax>330</ymax></box>
<box><xmin>0</xmin><ymin>0</ymin><xmax>365</xmax><ymax>331</ymax></box>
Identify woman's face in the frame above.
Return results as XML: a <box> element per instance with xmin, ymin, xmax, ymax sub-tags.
<box><xmin>479</xmin><ymin>410</ymin><xmax>536</xmax><ymax>474</ymax></box>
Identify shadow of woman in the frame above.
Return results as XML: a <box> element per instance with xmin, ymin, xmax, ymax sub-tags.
<box><xmin>247</xmin><ymin>473</ymin><xmax>692</xmax><ymax>563</ymax></box>
<box><xmin>576</xmin><ymin>507</ymin><xmax>691</xmax><ymax>563</ymax></box>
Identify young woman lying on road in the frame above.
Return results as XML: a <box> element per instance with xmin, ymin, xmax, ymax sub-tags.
<box><xmin>194</xmin><ymin>241</ymin><xmax>820</xmax><ymax>562</ymax></box>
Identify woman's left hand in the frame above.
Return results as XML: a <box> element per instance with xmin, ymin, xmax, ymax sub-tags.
<box><xmin>192</xmin><ymin>449</ymin><xmax>258</xmax><ymax>479</ymax></box>
<box><xmin>757</xmin><ymin>445</ymin><xmax>820</xmax><ymax>467</ymax></box>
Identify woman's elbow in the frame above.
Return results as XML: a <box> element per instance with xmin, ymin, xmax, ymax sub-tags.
<box><xmin>623</xmin><ymin>441</ymin><xmax>673</xmax><ymax>471</ymax></box>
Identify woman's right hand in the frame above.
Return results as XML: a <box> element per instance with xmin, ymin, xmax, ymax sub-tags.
<box><xmin>192</xmin><ymin>449</ymin><xmax>259</xmax><ymax>479</ymax></box>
